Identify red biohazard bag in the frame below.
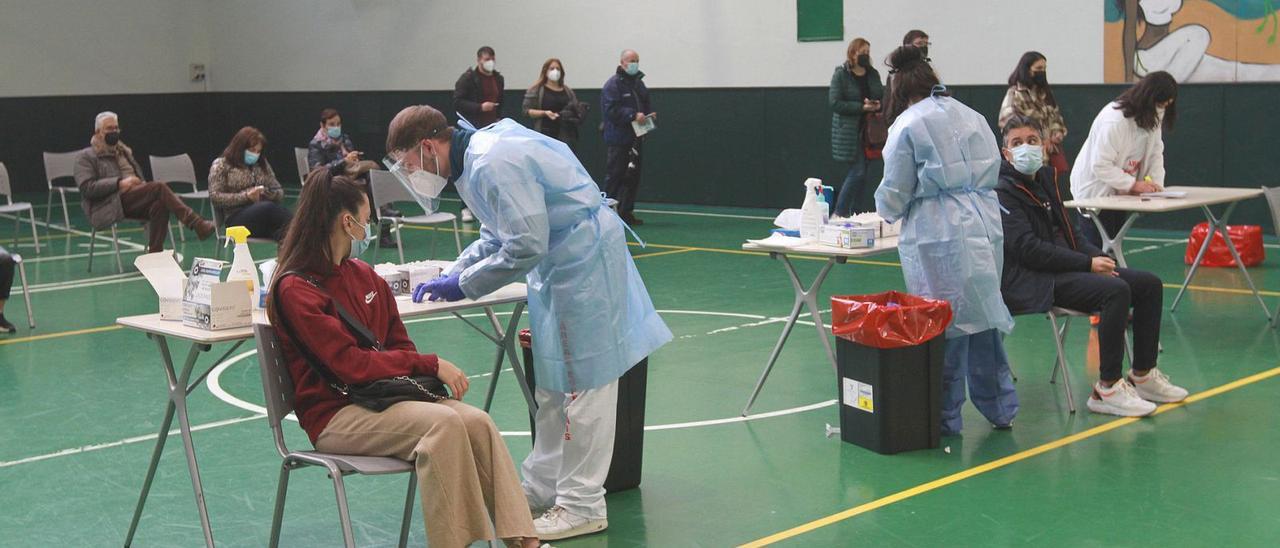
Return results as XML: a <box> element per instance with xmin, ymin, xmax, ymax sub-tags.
<box><xmin>1184</xmin><ymin>223</ymin><xmax>1264</xmax><ymax>267</ymax></box>
<box><xmin>831</xmin><ymin>291</ymin><xmax>953</xmax><ymax>349</ymax></box>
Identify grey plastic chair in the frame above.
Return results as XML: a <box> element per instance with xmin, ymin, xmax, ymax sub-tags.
<box><xmin>294</xmin><ymin>148</ymin><xmax>311</xmax><ymax>187</ymax></box>
<box><xmin>41</xmin><ymin>151</ymin><xmax>80</xmax><ymax>232</ymax></box>
<box><xmin>368</xmin><ymin>169</ymin><xmax>462</xmax><ymax>263</ymax></box>
<box><xmin>7</xmin><ymin>252</ymin><xmax>35</xmax><ymax>329</ymax></box>
<box><xmin>1261</xmin><ymin>186</ymin><xmax>1280</xmax><ymax>328</ymax></box>
<box><xmin>149</xmin><ymin>154</ymin><xmax>209</xmax><ymax>242</ymax></box>
<box><xmin>252</xmin><ymin>323</ymin><xmax>417</xmax><ymax>548</ymax></box>
<box><xmin>1046</xmin><ymin>307</ymin><xmax>1133</xmax><ymax>414</ymax></box>
<box><xmin>208</xmin><ymin>162</ymin><xmax>278</xmax><ymax>258</ymax></box>
<box><xmin>0</xmin><ymin>162</ymin><xmax>40</xmax><ymax>254</ymax></box>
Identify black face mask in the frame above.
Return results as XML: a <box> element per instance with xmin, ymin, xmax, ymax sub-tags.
<box><xmin>1032</xmin><ymin>72</ymin><xmax>1048</xmax><ymax>87</ymax></box>
<box><xmin>857</xmin><ymin>54</ymin><xmax>871</xmax><ymax>68</ymax></box>
<box><xmin>104</xmin><ymin>131</ymin><xmax>121</xmax><ymax>146</ymax></box>
<box><xmin>918</xmin><ymin>45</ymin><xmax>929</xmax><ymax>59</ymax></box>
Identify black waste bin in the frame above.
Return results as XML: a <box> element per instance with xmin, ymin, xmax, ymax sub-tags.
<box><xmin>836</xmin><ymin>334</ymin><xmax>944</xmax><ymax>454</ymax></box>
<box><xmin>521</xmin><ymin>330</ymin><xmax>647</xmax><ymax>492</ymax></box>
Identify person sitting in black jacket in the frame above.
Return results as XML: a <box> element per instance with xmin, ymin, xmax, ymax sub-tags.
<box><xmin>995</xmin><ymin>115</ymin><xmax>1187</xmax><ymax>417</ymax></box>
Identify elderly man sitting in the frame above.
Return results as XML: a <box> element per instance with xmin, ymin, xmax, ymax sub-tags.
<box><xmin>74</xmin><ymin>111</ymin><xmax>214</xmax><ymax>252</ymax></box>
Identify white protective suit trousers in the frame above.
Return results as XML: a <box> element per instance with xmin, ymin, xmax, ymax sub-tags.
<box><xmin>521</xmin><ymin>379</ymin><xmax>619</xmax><ymax>519</ymax></box>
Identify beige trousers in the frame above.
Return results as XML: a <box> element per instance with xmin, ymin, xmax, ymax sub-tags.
<box><xmin>316</xmin><ymin>400</ymin><xmax>535</xmax><ymax>548</ymax></box>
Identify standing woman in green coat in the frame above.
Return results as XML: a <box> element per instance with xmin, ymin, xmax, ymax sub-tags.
<box><xmin>829</xmin><ymin>37</ymin><xmax>885</xmax><ymax>217</ymax></box>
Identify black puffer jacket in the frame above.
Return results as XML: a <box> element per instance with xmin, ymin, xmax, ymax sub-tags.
<box><xmin>995</xmin><ymin>161</ymin><xmax>1105</xmax><ymax>315</ymax></box>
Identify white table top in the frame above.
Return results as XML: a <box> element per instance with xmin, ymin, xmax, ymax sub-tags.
<box><xmin>742</xmin><ymin>235</ymin><xmax>900</xmax><ymax>258</ymax></box>
<box><xmin>1063</xmin><ymin>186</ymin><xmax>1264</xmax><ymax>213</ymax></box>
<box><xmin>117</xmin><ymin>283</ymin><xmax>528</xmax><ymax>343</ymax></box>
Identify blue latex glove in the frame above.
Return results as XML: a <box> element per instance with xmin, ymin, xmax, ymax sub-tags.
<box><xmin>413</xmin><ymin>273</ymin><xmax>465</xmax><ymax>303</ymax></box>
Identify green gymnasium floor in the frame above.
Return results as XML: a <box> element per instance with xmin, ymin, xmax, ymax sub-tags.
<box><xmin>2</xmin><ymin>195</ymin><xmax>1279</xmax><ymax>547</ymax></box>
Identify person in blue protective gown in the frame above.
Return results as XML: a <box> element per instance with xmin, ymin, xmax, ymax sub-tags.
<box><xmin>384</xmin><ymin>105</ymin><xmax>672</xmax><ymax>541</ymax></box>
<box><xmin>873</xmin><ymin>46</ymin><xmax>1018</xmax><ymax>435</ymax></box>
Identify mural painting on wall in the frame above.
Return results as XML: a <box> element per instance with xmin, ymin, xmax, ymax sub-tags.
<box><xmin>1106</xmin><ymin>0</ymin><xmax>1280</xmax><ymax>82</ymax></box>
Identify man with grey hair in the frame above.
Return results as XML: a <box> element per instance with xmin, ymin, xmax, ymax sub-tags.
<box><xmin>601</xmin><ymin>49</ymin><xmax>654</xmax><ymax>226</ymax></box>
<box><xmin>385</xmin><ymin>104</ymin><xmax>671</xmax><ymax>541</ymax></box>
<box><xmin>74</xmin><ymin>112</ymin><xmax>214</xmax><ymax>251</ymax></box>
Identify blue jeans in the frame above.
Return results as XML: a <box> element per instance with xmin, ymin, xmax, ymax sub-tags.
<box><xmin>834</xmin><ymin>159</ymin><xmax>867</xmax><ymax>217</ymax></box>
<box><xmin>941</xmin><ymin>329</ymin><xmax>1019</xmax><ymax>434</ymax></box>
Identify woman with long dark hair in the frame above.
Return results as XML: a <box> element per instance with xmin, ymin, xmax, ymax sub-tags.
<box><xmin>1071</xmin><ymin>70</ymin><xmax>1177</xmax><ymax>246</ymax></box>
<box><xmin>874</xmin><ymin>45</ymin><xmax>1018</xmax><ymax>436</ymax></box>
<box><xmin>523</xmin><ymin>58</ymin><xmax>588</xmax><ymax>147</ymax></box>
<box><xmin>999</xmin><ymin>51</ymin><xmax>1070</xmax><ymax>173</ymax></box>
<box><xmin>266</xmin><ymin>170</ymin><xmax>541</xmax><ymax>548</ymax></box>
<box><xmin>208</xmin><ymin>126</ymin><xmax>292</xmax><ymax>241</ymax></box>
<box><xmin>829</xmin><ymin>37</ymin><xmax>884</xmax><ymax>216</ymax></box>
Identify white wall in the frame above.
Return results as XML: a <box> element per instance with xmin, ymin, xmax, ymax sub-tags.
<box><xmin>205</xmin><ymin>0</ymin><xmax>1106</xmax><ymax>92</ymax></box>
<box><xmin>0</xmin><ymin>0</ymin><xmax>210</xmax><ymax>97</ymax></box>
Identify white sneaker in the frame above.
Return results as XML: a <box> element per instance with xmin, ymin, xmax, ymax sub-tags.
<box><xmin>461</xmin><ymin>208</ymin><xmax>474</xmax><ymax>223</ymax></box>
<box><xmin>1128</xmin><ymin>368</ymin><xmax>1188</xmax><ymax>403</ymax></box>
<box><xmin>532</xmin><ymin>506</ymin><xmax>607</xmax><ymax>541</ymax></box>
<box><xmin>1086</xmin><ymin>378</ymin><xmax>1157</xmax><ymax>417</ymax></box>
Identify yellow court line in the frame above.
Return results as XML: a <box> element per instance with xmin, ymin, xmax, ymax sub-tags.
<box><xmin>0</xmin><ymin>325</ymin><xmax>123</xmax><ymax>346</ymax></box>
<box><xmin>738</xmin><ymin>365</ymin><xmax>1280</xmax><ymax>547</ymax></box>
<box><xmin>632</xmin><ymin>248</ymin><xmax>698</xmax><ymax>260</ymax></box>
<box><xmin>1166</xmin><ymin>283</ymin><xmax>1280</xmax><ymax>298</ymax></box>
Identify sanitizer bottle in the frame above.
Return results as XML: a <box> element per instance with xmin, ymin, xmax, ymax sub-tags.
<box><xmin>800</xmin><ymin>177</ymin><xmax>825</xmax><ymax>241</ymax></box>
<box><xmin>224</xmin><ymin>226</ymin><xmax>261</xmax><ymax>309</ymax></box>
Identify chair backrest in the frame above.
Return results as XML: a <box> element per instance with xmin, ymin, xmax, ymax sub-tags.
<box><xmin>1263</xmin><ymin>187</ymin><xmax>1280</xmax><ymax>241</ymax></box>
<box><xmin>42</xmin><ymin>151</ymin><xmax>79</xmax><ymax>189</ymax></box>
<box><xmin>294</xmin><ymin>148</ymin><xmax>311</xmax><ymax>187</ymax></box>
<box><xmin>253</xmin><ymin>322</ymin><xmax>296</xmax><ymax>458</ymax></box>
<box><xmin>0</xmin><ymin>162</ymin><xmax>13</xmax><ymax>203</ymax></box>
<box><xmin>149</xmin><ymin>154</ymin><xmax>199</xmax><ymax>193</ymax></box>
<box><xmin>369</xmin><ymin>169</ymin><xmax>438</xmax><ymax>214</ymax></box>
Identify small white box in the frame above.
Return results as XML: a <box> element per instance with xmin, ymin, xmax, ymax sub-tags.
<box><xmin>398</xmin><ymin>264</ymin><xmax>443</xmax><ymax>289</ymax></box>
<box><xmin>182</xmin><ymin>258</ymin><xmax>252</xmax><ymax>330</ymax></box>
<box><xmin>376</xmin><ymin>268</ymin><xmax>410</xmax><ymax>295</ymax></box>
<box><xmin>135</xmin><ymin>251</ymin><xmax>187</xmax><ymax>320</ymax></box>
<box><xmin>820</xmin><ymin>225</ymin><xmax>876</xmax><ymax>249</ymax></box>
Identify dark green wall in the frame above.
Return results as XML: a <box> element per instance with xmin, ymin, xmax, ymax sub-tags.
<box><xmin>3</xmin><ymin>83</ymin><xmax>1278</xmax><ymax>231</ymax></box>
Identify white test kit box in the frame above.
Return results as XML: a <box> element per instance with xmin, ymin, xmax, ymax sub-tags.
<box><xmin>182</xmin><ymin>258</ymin><xmax>253</xmax><ymax>330</ymax></box>
<box><xmin>135</xmin><ymin>251</ymin><xmax>187</xmax><ymax>320</ymax></box>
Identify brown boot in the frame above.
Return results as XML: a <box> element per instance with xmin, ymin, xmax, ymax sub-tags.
<box><xmin>193</xmin><ymin>219</ymin><xmax>216</xmax><ymax>241</ymax></box>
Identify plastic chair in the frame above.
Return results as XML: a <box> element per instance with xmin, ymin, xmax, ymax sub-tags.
<box><xmin>1045</xmin><ymin>307</ymin><xmax>1133</xmax><ymax>414</ymax></box>
<box><xmin>5</xmin><ymin>252</ymin><xmax>34</xmax><ymax>329</ymax></box>
<box><xmin>294</xmin><ymin>148</ymin><xmax>311</xmax><ymax>187</ymax></box>
<box><xmin>204</xmin><ymin>165</ymin><xmax>278</xmax><ymax>258</ymax></box>
<box><xmin>368</xmin><ymin>169</ymin><xmax>462</xmax><ymax>263</ymax></box>
<box><xmin>253</xmin><ymin>323</ymin><xmax>417</xmax><ymax>548</ymax></box>
<box><xmin>0</xmin><ymin>162</ymin><xmax>40</xmax><ymax>254</ymax></box>
<box><xmin>41</xmin><ymin>151</ymin><xmax>81</xmax><ymax>232</ymax></box>
<box><xmin>149</xmin><ymin>154</ymin><xmax>210</xmax><ymax>242</ymax></box>
<box><xmin>86</xmin><ymin>224</ymin><xmax>124</xmax><ymax>273</ymax></box>
<box><xmin>1261</xmin><ymin>186</ymin><xmax>1280</xmax><ymax>328</ymax></box>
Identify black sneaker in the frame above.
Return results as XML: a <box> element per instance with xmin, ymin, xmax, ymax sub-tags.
<box><xmin>0</xmin><ymin>314</ymin><xmax>16</xmax><ymax>334</ymax></box>
<box><xmin>380</xmin><ymin>205</ymin><xmax>402</xmax><ymax>218</ymax></box>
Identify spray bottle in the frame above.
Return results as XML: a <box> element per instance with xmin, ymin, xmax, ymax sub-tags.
<box><xmin>224</xmin><ymin>226</ymin><xmax>260</xmax><ymax>309</ymax></box>
<box><xmin>800</xmin><ymin>177</ymin><xmax>825</xmax><ymax>241</ymax></box>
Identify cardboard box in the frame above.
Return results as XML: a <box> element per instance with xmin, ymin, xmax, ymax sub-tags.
<box><xmin>820</xmin><ymin>225</ymin><xmax>876</xmax><ymax>249</ymax></box>
<box><xmin>374</xmin><ymin>264</ymin><xmax>411</xmax><ymax>295</ymax></box>
<box><xmin>135</xmin><ymin>251</ymin><xmax>186</xmax><ymax>320</ymax></box>
<box><xmin>397</xmin><ymin>264</ymin><xmax>443</xmax><ymax>289</ymax></box>
<box><xmin>183</xmin><ymin>258</ymin><xmax>252</xmax><ymax>330</ymax></box>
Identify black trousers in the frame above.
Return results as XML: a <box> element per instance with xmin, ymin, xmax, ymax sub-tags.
<box><xmin>604</xmin><ymin>142</ymin><xmax>643</xmax><ymax>215</ymax></box>
<box><xmin>0</xmin><ymin>246</ymin><xmax>14</xmax><ymax>300</ymax></box>
<box><xmin>225</xmin><ymin>201</ymin><xmax>294</xmax><ymax>242</ymax></box>
<box><xmin>1052</xmin><ymin>268</ymin><xmax>1163</xmax><ymax>382</ymax></box>
<box><xmin>1081</xmin><ymin>209</ymin><xmax>1130</xmax><ymax>251</ymax></box>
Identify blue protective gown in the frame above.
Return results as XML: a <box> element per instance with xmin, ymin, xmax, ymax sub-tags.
<box><xmin>874</xmin><ymin>92</ymin><xmax>1017</xmax><ymax>432</ymax></box>
<box><xmin>447</xmin><ymin>119</ymin><xmax>672</xmax><ymax>393</ymax></box>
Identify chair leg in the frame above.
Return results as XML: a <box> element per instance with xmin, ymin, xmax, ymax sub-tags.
<box><xmin>398</xmin><ymin>471</ymin><xmax>417</xmax><ymax>548</ymax></box>
<box><xmin>452</xmin><ymin>218</ymin><xmax>463</xmax><ymax>253</ymax></box>
<box><xmin>396</xmin><ymin>220</ymin><xmax>405</xmax><ymax>264</ymax></box>
<box><xmin>43</xmin><ymin>188</ymin><xmax>54</xmax><ymax>229</ymax></box>
<box><xmin>16</xmin><ymin>256</ymin><xmax>34</xmax><ymax>329</ymax></box>
<box><xmin>1048</xmin><ymin>314</ymin><xmax>1077</xmax><ymax>413</ymax></box>
<box><xmin>87</xmin><ymin>228</ymin><xmax>97</xmax><ymax>272</ymax></box>
<box><xmin>27</xmin><ymin>208</ymin><xmax>40</xmax><ymax>254</ymax></box>
<box><xmin>327</xmin><ymin>464</ymin><xmax>356</xmax><ymax>548</ymax></box>
<box><xmin>111</xmin><ymin>225</ymin><xmax>123</xmax><ymax>273</ymax></box>
<box><xmin>268</xmin><ymin>463</ymin><xmax>291</xmax><ymax>548</ymax></box>
<box><xmin>59</xmin><ymin>190</ymin><xmax>71</xmax><ymax>232</ymax></box>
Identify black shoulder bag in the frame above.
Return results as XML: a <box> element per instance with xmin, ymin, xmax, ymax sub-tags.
<box><xmin>272</xmin><ymin>271</ymin><xmax>449</xmax><ymax>411</ymax></box>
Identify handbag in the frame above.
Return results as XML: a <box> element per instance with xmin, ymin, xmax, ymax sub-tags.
<box><xmin>862</xmin><ymin>111</ymin><xmax>888</xmax><ymax>160</ymax></box>
<box><xmin>272</xmin><ymin>271</ymin><xmax>449</xmax><ymax>411</ymax></box>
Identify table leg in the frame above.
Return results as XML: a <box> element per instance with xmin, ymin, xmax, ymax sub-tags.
<box><xmin>1088</xmin><ymin>209</ymin><xmax>1140</xmax><ymax>268</ymax></box>
<box><xmin>496</xmin><ymin>302</ymin><xmax>537</xmax><ymax>418</ymax></box>
<box><xmin>741</xmin><ymin>255</ymin><xmax>838</xmax><ymax>416</ymax></box>
<box><xmin>1171</xmin><ymin>202</ymin><xmax>1269</xmax><ymax>319</ymax></box>
<box><xmin>124</xmin><ymin>396</ymin><xmax>177</xmax><ymax>547</ymax></box>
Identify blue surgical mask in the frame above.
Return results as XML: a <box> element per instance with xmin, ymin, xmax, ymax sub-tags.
<box><xmin>326</xmin><ymin>126</ymin><xmax>342</xmax><ymax>139</ymax></box>
<box><xmin>346</xmin><ymin>216</ymin><xmax>374</xmax><ymax>258</ymax></box>
<box><xmin>1010</xmin><ymin>143</ymin><xmax>1044</xmax><ymax>175</ymax></box>
<box><xmin>243</xmin><ymin>150</ymin><xmax>260</xmax><ymax>166</ymax></box>
<box><xmin>625</xmin><ymin>62</ymin><xmax>639</xmax><ymax>76</ymax></box>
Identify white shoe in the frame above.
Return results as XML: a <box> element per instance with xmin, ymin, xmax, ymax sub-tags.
<box><xmin>1128</xmin><ymin>368</ymin><xmax>1188</xmax><ymax>403</ymax></box>
<box><xmin>1086</xmin><ymin>378</ymin><xmax>1157</xmax><ymax>417</ymax></box>
<box><xmin>532</xmin><ymin>506</ymin><xmax>607</xmax><ymax>541</ymax></box>
<box><xmin>461</xmin><ymin>208</ymin><xmax>474</xmax><ymax>223</ymax></box>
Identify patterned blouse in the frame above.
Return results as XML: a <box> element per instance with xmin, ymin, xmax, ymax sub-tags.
<box><xmin>998</xmin><ymin>84</ymin><xmax>1068</xmax><ymax>142</ymax></box>
<box><xmin>208</xmin><ymin>157</ymin><xmax>284</xmax><ymax>219</ymax></box>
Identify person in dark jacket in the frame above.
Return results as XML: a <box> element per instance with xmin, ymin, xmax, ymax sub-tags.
<box><xmin>308</xmin><ymin>108</ymin><xmax>395</xmax><ymax>246</ymax></box>
<box><xmin>829</xmin><ymin>37</ymin><xmax>884</xmax><ymax>216</ymax></box>
<box><xmin>523</xmin><ymin>57</ymin><xmax>588</xmax><ymax>148</ymax></box>
<box><xmin>601</xmin><ymin>49</ymin><xmax>653</xmax><ymax>226</ymax></box>
<box><xmin>995</xmin><ymin>115</ymin><xmax>1187</xmax><ymax>417</ymax></box>
<box><xmin>454</xmin><ymin>46</ymin><xmax>505</xmax><ymax>128</ymax></box>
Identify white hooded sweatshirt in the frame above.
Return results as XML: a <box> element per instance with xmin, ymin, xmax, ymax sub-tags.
<box><xmin>1070</xmin><ymin>101</ymin><xmax>1166</xmax><ymax>200</ymax></box>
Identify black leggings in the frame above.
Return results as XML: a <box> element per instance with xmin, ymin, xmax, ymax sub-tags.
<box><xmin>0</xmin><ymin>246</ymin><xmax>14</xmax><ymax>301</ymax></box>
<box><xmin>224</xmin><ymin>202</ymin><xmax>293</xmax><ymax>242</ymax></box>
<box><xmin>1053</xmin><ymin>268</ymin><xmax>1163</xmax><ymax>382</ymax></box>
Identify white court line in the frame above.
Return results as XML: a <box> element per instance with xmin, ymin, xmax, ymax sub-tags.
<box><xmin>633</xmin><ymin>208</ymin><xmax>775</xmax><ymax>221</ymax></box>
<box><xmin>10</xmin><ymin>272</ymin><xmax>146</xmax><ymax>296</ymax></box>
<box><xmin>0</xmin><ymin>415</ymin><xmax>263</xmax><ymax>469</ymax></box>
<box><xmin>22</xmin><ymin>248</ymin><xmax>145</xmax><ymax>264</ymax></box>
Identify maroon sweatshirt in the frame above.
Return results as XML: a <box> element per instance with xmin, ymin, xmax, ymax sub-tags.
<box><xmin>275</xmin><ymin>259</ymin><xmax>439</xmax><ymax>444</ymax></box>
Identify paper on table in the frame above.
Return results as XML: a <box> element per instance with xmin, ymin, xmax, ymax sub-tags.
<box><xmin>747</xmin><ymin>232</ymin><xmax>809</xmax><ymax>248</ymax></box>
<box><xmin>1141</xmin><ymin>191</ymin><xmax>1188</xmax><ymax>198</ymax></box>
<box><xmin>631</xmin><ymin>114</ymin><xmax>656</xmax><ymax>137</ymax></box>
<box><xmin>774</xmin><ymin>208</ymin><xmax>801</xmax><ymax>230</ymax></box>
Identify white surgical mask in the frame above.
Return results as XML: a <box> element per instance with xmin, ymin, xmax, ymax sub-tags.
<box><xmin>1010</xmin><ymin>143</ymin><xmax>1044</xmax><ymax>175</ymax></box>
<box><xmin>407</xmin><ymin>149</ymin><xmax>448</xmax><ymax>199</ymax></box>
<box><xmin>547</xmin><ymin>68</ymin><xmax>561</xmax><ymax>82</ymax></box>
<box><xmin>481</xmin><ymin>59</ymin><xmax>495</xmax><ymax>73</ymax></box>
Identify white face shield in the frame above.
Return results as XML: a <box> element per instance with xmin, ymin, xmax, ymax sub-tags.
<box><xmin>384</xmin><ymin>142</ymin><xmax>447</xmax><ymax>212</ymax></box>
